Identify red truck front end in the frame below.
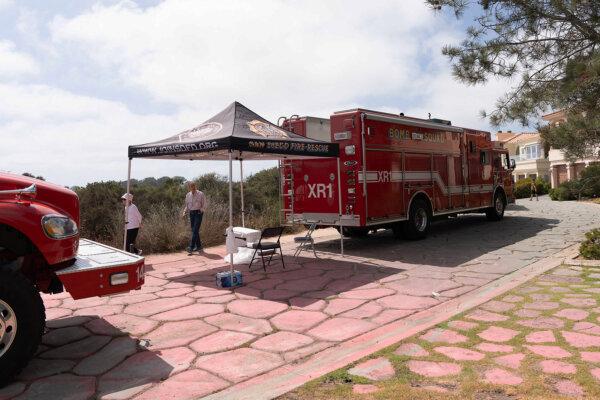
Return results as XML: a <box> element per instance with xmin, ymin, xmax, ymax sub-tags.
<box><xmin>0</xmin><ymin>172</ymin><xmax>144</xmax><ymax>385</ymax></box>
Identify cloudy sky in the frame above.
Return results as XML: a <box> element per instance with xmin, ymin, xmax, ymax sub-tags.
<box><xmin>0</xmin><ymin>0</ymin><xmax>522</xmax><ymax>186</ymax></box>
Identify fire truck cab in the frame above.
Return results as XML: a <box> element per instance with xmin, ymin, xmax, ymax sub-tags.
<box><xmin>280</xmin><ymin>108</ymin><xmax>515</xmax><ymax>239</ymax></box>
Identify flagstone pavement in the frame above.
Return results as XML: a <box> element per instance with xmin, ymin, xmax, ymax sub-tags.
<box><xmin>2</xmin><ymin>196</ymin><xmax>600</xmax><ymax>400</ymax></box>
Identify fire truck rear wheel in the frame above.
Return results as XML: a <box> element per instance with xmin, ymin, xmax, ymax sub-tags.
<box><xmin>403</xmin><ymin>198</ymin><xmax>431</xmax><ymax>240</ymax></box>
<box><xmin>0</xmin><ymin>269</ymin><xmax>45</xmax><ymax>387</ymax></box>
<box><xmin>486</xmin><ymin>192</ymin><xmax>506</xmax><ymax>221</ymax></box>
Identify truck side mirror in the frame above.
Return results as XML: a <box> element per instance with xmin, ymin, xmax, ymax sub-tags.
<box><xmin>510</xmin><ymin>159</ymin><xmax>516</xmax><ymax>169</ymax></box>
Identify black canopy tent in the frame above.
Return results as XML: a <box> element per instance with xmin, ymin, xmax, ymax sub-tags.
<box><xmin>126</xmin><ymin>102</ymin><xmax>344</xmax><ymax>278</ymax></box>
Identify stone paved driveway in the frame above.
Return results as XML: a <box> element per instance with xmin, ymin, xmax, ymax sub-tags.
<box><xmin>2</xmin><ymin>197</ymin><xmax>599</xmax><ymax>400</ymax></box>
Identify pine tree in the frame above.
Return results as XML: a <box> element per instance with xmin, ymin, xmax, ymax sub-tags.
<box><xmin>427</xmin><ymin>0</ymin><xmax>600</xmax><ymax>159</ymax></box>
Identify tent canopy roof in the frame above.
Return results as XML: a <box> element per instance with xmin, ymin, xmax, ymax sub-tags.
<box><xmin>128</xmin><ymin>102</ymin><xmax>339</xmax><ymax>160</ymax></box>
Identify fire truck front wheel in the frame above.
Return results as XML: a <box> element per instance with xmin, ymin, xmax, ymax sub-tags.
<box><xmin>0</xmin><ymin>269</ymin><xmax>45</xmax><ymax>387</ymax></box>
<box><xmin>403</xmin><ymin>198</ymin><xmax>431</xmax><ymax>240</ymax></box>
<box><xmin>486</xmin><ymin>192</ymin><xmax>506</xmax><ymax>221</ymax></box>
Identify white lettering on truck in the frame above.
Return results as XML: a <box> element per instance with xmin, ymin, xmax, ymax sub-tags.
<box><xmin>308</xmin><ymin>183</ymin><xmax>333</xmax><ymax>199</ymax></box>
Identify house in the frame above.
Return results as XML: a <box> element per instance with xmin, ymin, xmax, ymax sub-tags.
<box><xmin>542</xmin><ymin>110</ymin><xmax>599</xmax><ymax>188</ymax></box>
<box><xmin>497</xmin><ymin>131</ymin><xmax>550</xmax><ymax>182</ymax></box>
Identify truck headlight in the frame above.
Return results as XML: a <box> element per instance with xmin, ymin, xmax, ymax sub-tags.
<box><xmin>42</xmin><ymin>215</ymin><xmax>79</xmax><ymax>239</ymax></box>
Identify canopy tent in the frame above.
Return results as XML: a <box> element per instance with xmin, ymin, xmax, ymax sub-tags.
<box><xmin>127</xmin><ymin>101</ymin><xmax>343</xmax><ymax>280</ymax></box>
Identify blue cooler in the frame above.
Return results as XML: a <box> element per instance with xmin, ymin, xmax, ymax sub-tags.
<box><xmin>216</xmin><ymin>270</ymin><xmax>243</xmax><ymax>288</ymax></box>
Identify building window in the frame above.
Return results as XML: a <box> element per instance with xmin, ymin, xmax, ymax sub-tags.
<box><xmin>517</xmin><ymin>174</ymin><xmax>526</xmax><ymax>180</ymax></box>
<box><xmin>522</xmin><ymin>143</ymin><xmax>541</xmax><ymax>160</ymax></box>
<box><xmin>480</xmin><ymin>151</ymin><xmax>489</xmax><ymax>165</ymax></box>
<box><xmin>528</xmin><ymin>174</ymin><xmax>537</xmax><ymax>180</ymax></box>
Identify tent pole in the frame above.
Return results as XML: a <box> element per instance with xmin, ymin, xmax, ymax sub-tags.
<box><xmin>123</xmin><ymin>158</ymin><xmax>131</xmax><ymax>251</ymax></box>
<box><xmin>337</xmin><ymin>157</ymin><xmax>344</xmax><ymax>255</ymax></box>
<box><xmin>240</xmin><ymin>159</ymin><xmax>245</xmax><ymax>228</ymax></box>
<box><xmin>229</xmin><ymin>151</ymin><xmax>234</xmax><ymax>276</ymax></box>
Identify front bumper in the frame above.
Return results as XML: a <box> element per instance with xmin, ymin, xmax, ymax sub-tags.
<box><xmin>55</xmin><ymin>239</ymin><xmax>145</xmax><ymax>300</ymax></box>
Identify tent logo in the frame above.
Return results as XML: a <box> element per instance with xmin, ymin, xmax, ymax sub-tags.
<box><xmin>247</xmin><ymin>120</ymin><xmax>290</xmax><ymax>139</ymax></box>
<box><xmin>178</xmin><ymin>122</ymin><xmax>222</xmax><ymax>141</ymax></box>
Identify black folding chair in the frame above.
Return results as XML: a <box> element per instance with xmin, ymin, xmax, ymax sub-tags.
<box><xmin>248</xmin><ymin>226</ymin><xmax>285</xmax><ymax>271</ymax></box>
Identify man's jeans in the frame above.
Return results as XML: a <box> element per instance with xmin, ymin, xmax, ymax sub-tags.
<box><xmin>189</xmin><ymin>210</ymin><xmax>203</xmax><ymax>250</ymax></box>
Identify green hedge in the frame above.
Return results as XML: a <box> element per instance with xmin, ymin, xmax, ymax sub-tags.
<box><xmin>549</xmin><ymin>164</ymin><xmax>600</xmax><ymax>201</ymax></box>
<box><xmin>580</xmin><ymin>229</ymin><xmax>600</xmax><ymax>260</ymax></box>
<box><xmin>514</xmin><ymin>177</ymin><xmax>551</xmax><ymax>199</ymax></box>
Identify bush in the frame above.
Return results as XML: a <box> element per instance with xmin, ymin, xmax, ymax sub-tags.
<box><xmin>75</xmin><ymin>168</ymin><xmax>286</xmax><ymax>254</ymax></box>
<box><xmin>580</xmin><ymin>229</ymin><xmax>600</xmax><ymax>260</ymax></box>
<box><xmin>579</xmin><ymin>164</ymin><xmax>600</xmax><ymax>198</ymax></box>
<box><xmin>514</xmin><ymin>177</ymin><xmax>550</xmax><ymax>199</ymax></box>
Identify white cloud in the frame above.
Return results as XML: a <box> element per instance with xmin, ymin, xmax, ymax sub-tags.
<box><xmin>0</xmin><ymin>0</ymin><xmax>522</xmax><ymax>186</ymax></box>
<box><xmin>0</xmin><ymin>82</ymin><xmax>275</xmax><ymax>185</ymax></box>
<box><xmin>0</xmin><ymin>40</ymin><xmax>39</xmax><ymax>78</ymax></box>
<box><xmin>0</xmin><ymin>0</ymin><xmax>14</xmax><ymax>12</ymax></box>
<box><xmin>50</xmin><ymin>0</ymin><xmax>437</xmax><ymax>118</ymax></box>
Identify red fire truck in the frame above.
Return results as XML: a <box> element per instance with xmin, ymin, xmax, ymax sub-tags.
<box><xmin>280</xmin><ymin>108</ymin><xmax>515</xmax><ymax>238</ymax></box>
<box><xmin>0</xmin><ymin>172</ymin><xmax>145</xmax><ymax>385</ymax></box>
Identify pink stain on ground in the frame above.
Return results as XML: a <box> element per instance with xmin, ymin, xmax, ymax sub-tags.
<box><xmin>477</xmin><ymin>326</ymin><xmax>520</xmax><ymax>343</ymax></box>
<box><xmin>406</xmin><ymin>361</ymin><xmax>462</xmax><ymax>377</ymax></box>
<box><xmin>483</xmin><ymin>368</ymin><xmax>523</xmax><ymax>385</ymax></box>
<box><xmin>539</xmin><ymin>360</ymin><xmax>576</xmax><ymax>374</ymax></box>
<box><xmin>525</xmin><ymin>330</ymin><xmax>555</xmax><ymax>343</ymax></box>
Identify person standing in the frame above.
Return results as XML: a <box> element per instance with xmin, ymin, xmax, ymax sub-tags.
<box><xmin>122</xmin><ymin>193</ymin><xmax>143</xmax><ymax>254</ymax></box>
<box><xmin>182</xmin><ymin>181</ymin><xmax>206</xmax><ymax>254</ymax></box>
<box><xmin>529</xmin><ymin>178</ymin><xmax>538</xmax><ymax>201</ymax></box>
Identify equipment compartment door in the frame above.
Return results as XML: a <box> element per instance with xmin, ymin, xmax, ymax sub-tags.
<box><xmin>365</xmin><ymin>150</ymin><xmax>404</xmax><ymax>222</ymax></box>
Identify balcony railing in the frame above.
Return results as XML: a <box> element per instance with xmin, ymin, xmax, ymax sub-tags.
<box><xmin>510</xmin><ymin>154</ymin><xmax>546</xmax><ymax>162</ymax></box>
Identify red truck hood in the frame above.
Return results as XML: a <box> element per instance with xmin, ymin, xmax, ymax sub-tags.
<box><xmin>0</xmin><ymin>172</ymin><xmax>80</xmax><ymax>224</ymax></box>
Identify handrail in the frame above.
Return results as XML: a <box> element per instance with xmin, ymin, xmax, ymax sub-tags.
<box><xmin>0</xmin><ymin>183</ymin><xmax>37</xmax><ymax>199</ymax></box>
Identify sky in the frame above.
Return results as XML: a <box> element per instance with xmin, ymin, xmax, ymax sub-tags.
<box><xmin>0</xmin><ymin>0</ymin><xmax>524</xmax><ymax>187</ymax></box>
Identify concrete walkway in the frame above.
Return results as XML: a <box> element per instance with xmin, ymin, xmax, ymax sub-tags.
<box><xmin>2</xmin><ymin>197</ymin><xmax>599</xmax><ymax>399</ymax></box>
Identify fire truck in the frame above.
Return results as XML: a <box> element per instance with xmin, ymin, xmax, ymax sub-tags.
<box><xmin>280</xmin><ymin>108</ymin><xmax>515</xmax><ymax>238</ymax></box>
<box><xmin>0</xmin><ymin>172</ymin><xmax>145</xmax><ymax>385</ymax></box>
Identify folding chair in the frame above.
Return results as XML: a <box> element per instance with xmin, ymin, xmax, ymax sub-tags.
<box><xmin>248</xmin><ymin>226</ymin><xmax>285</xmax><ymax>271</ymax></box>
<box><xmin>293</xmin><ymin>222</ymin><xmax>317</xmax><ymax>258</ymax></box>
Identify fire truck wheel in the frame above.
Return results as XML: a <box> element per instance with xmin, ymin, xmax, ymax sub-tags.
<box><xmin>403</xmin><ymin>198</ymin><xmax>431</xmax><ymax>240</ymax></box>
<box><xmin>486</xmin><ymin>192</ymin><xmax>506</xmax><ymax>221</ymax></box>
<box><xmin>0</xmin><ymin>269</ymin><xmax>45</xmax><ymax>387</ymax></box>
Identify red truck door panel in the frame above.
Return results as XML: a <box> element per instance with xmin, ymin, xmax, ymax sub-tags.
<box><xmin>364</xmin><ymin>150</ymin><xmax>404</xmax><ymax>222</ymax></box>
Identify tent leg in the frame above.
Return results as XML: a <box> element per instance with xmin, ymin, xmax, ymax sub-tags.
<box><xmin>240</xmin><ymin>159</ymin><xmax>245</xmax><ymax>228</ymax></box>
<box><xmin>337</xmin><ymin>158</ymin><xmax>344</xmax><ymax>256</ymax></box>
<box><xmin>123</xmin><ymin>158</ymin><xmax>131</xmax><ymax>251</ymax></box>
<box><xmin>229</xmin><ymin>152</ymin><xmax>234</xmax><ymax>276</ymax></box>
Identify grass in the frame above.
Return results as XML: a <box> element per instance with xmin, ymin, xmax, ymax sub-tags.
<box><xmin>279</xmin><ymin>264</ymin><xmax>600</xmax><ymax>400</ymax></box>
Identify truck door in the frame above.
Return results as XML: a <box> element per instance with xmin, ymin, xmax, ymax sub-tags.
<box><xmin>479</xmin><ymin>149</ymin><xmax>493</xmax><ymax>207</ymax></box>
<box><xmin>466</xmin><ymin>136</ymin><xmax>481</xmax><ymax>207</ymax></box>
<box><xmin>365</xmin><ymin>149</ymin><xmax>404</xmax><ymax>222</ymax></box>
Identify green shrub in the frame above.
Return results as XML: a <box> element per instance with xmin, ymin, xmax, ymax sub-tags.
<box><xmin>580</xmin><ymin>229</ymin><xmax>600</xmax><ymax>260</ymax></box>
<box><xmin>514</xmin><ymin>178</ymin><xmax>532</xmax><ymax>199</ymax></box>
<box><xmin>514</xmin><ymin>177</ymin><xmax>549</xmax><ymax>199</ymax></box>
<box><xmin>535</xmin><ymin>177</ymin><xmax>551</xmax><ymax>195</ymax></box>
<box><xmin>579</xmin><ymin>164</ymin><xmax>600</xmax><ymax>198</ymax></box>
<box><xmin>74</xmin><ymin>168</ymin><xmax>288</xmax><ymax>254</ymax></box>
<box><xmin>549</xmin><ymin>180</ymin><xmax>581</xmax><ymax>201</ymax></box>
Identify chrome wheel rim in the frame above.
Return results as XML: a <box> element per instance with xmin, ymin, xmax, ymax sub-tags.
<box><xmin>0</xmin><ymin>299</ymin><xmax>17</xmax><ymax>358</ymax></box>
<box><xmin>415</xmin><ymin>208</ymin><xmax>428</xmax><ymax>232</ymax></box>
<box><xmin>495</xmin><ymin>197</ymin><xmax>504</xmax><ymax>214</ymax></box>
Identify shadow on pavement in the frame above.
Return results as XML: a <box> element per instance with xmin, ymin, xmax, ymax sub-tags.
<box><xmin>313</xmin><ymin>214</ymin><xmax>560</xmax><ymax>268</ymax></box>
<box><xmin>168</xmin><ymin>255</ymin><xmax>403</xmax><ymax>305</ymax></box>
<box><xmin>15</xmin><ymin>315</ymin><xmax>174</xmax><ymax>399</ymax></box>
